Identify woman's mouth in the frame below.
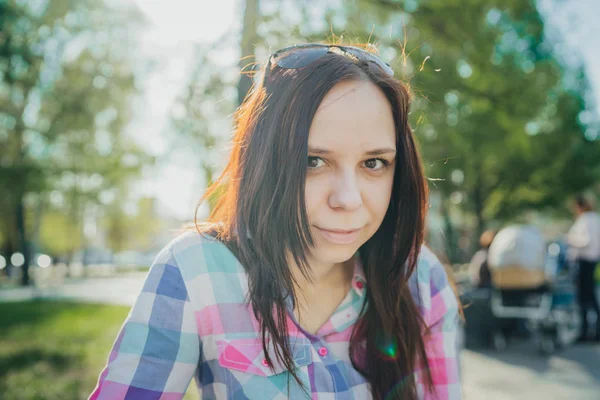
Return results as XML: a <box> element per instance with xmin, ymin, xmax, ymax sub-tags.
<box><xmin>314</xmin><ymin>226</ymin><xmax>362</xmax><ymax>245</ymax></box>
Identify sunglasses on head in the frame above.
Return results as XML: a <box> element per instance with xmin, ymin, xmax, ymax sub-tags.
<box><xmin>263</xmin><ymin>44</ymin><xmax>394</xmax><ymax>83</ymax></box>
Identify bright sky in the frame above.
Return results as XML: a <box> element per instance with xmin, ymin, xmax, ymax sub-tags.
<box><xmin>539</xmin><ymin>0</ymin><xmax>600</xmax><ymax>101</ymax></box>
<box><xmin>127</xmin><ymin>0</ymin><xmax>238</xmax><ymax>220</ymax></box>
<box><xmin>126</xmin><ymin>0</ymin><xmax>600</xmax><ymax>221</ymax></box>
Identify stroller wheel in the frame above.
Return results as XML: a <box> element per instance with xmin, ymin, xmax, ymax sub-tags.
<box><xmin>539</xmin><ymin>336</ymin><xmax>555</xmax><ymax>356</ymax></box>
<box><xmin>555</xmin><ymin>308</ymin><xmax>580</xmax><ymax>348</ymax></box>
<box><xmin>492</xmin><ymin>331</ymin><xmax>507</xmax><ymax>352</ymax></box>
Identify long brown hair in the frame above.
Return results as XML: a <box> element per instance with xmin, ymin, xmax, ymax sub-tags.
<box><xmin>195</xmin><ymin>47</ymin><xmax>433</xmax><ymax>400</ymax></box>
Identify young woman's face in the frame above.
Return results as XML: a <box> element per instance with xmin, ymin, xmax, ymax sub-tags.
<box><xmin>305</xmin><ymin>80</ymin><xmax>396</xmax><ymax>266</ymax></box>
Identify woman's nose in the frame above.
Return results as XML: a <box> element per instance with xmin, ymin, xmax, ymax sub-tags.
<box><xmin>328</xmin><ymin>171</ymin><xmax>362</xmax><ymax>210</ymax></box>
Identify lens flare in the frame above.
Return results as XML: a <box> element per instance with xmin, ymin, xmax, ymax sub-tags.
<box><xmin>377</xmin><ymin>338</ymin><xmax>399</xmax><ymax>361</ymax></box>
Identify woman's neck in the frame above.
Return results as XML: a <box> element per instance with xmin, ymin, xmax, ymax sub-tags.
<box><xmin>291</xmin><ymin>257</ymin><xmax>354</xmax><ymax>301</ymax></box>
<box><xmin>290</xmin><ymin>257</ymin><xmax>355</xmax><ymax>334</ymax></box>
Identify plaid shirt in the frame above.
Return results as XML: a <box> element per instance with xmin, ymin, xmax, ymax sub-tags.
<box><xmin>90</xmin><ymin>232</ymin><xmax>461</xmax><ymax>399</ymax></box>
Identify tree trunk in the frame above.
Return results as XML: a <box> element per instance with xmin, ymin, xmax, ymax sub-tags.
<box><xmin>472</xmin><ymin>174</ymin><xmax>486</xmax><ymax>239</ymax></box>
<box><xmin>441</xmin><ymin>199</ymin><xmax>458</xmax><ymax>263</ymax></box>
<box><xmin>2</xmin><ymin>231</ymin><xmax>15</xmax><ymax>279</ymax></box>
<box><xmin>13</xmin><ymin>108</ymin><xmax>30</xmax><ymax>285</ymax></box>
<box><xmin>16</xmin><ymin>193</ymin><xmax>30</xmax><ymax>286</ymax></box>
<box><xmin>31</xmin><ymin>193</ymin><xmax>45</xmax><ymax>256</ymax></box>
<box><xmin>237</xmin><ymin>0</ymin><xmax>259</xmax><ymax>106</ymax></box>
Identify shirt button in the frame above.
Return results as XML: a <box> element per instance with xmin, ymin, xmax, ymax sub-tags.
<box><xmin>318</xmin><ymin>346</ymin><xmax>328</xmax><ymax>357</ymax></box>
<box><xmin>262</xmin><ymin>359</ymin><xmax>269</xmax><ymax>367</ymax></box>
<box><xmin>355</xmin><ymin>280</ymin><xmax>364</xmax><ymax>289</ymax></box>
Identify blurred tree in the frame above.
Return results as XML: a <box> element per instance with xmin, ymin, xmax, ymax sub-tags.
<box><xmin>168</xmin><ymin>0</ymin><xmax>264</xmax><ymax>211</ymax></box>
<box><xmin>38</xmin><ymin>209</ymin><xmax>83</xmax><ymax>258</ymax></box>
<box><xmin>381</xmin><ymin>1</ymin><xmax>599</xmax><ymax>233</ymax></box>
<box><xmin>101</xmin><ymin>195</ymin><xmax>164</xmax><ymax>253</ymax></box>
<box><xmin>0</xmin><ymin>0</ymin><xmax>152</xmax><ymax>284</ymax></box>
<box><xmin>238</xmin><ymin>0</ymin><xmax>259</xmax><ymax>105</ymax></box>
<box><xmin>168</xmin><ymin>44</ymin><xmax>233</xmax><ymax>197</ymax></box>
<box><xmin>168</xmin><ymin>0</ymin><xmax>316</xmax><ymax>214</ymax></box>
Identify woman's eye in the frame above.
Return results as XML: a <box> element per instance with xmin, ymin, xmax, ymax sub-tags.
<box><xmin>308</xmin><ymin>156</ymin><xmax>325</xmax><ymax>169</ymax></box>
<box><xmin>364</xmin><ymin>158</ymin><xmax>388</xmax><ymax>170</ymax></box>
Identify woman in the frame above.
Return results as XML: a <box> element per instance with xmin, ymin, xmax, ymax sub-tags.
<box><xmin>468</xmin><ymin>230</ymin><xmax>496</xmax><ymax>288</ymax></box>
<box><xmin>568</xmin><ymin>194</ymin><xmax>600</xmax><ymax>342</ymax></box>
<box><xmin>90</xmin><ymin>44</ymin><xmax>461</xmax><ymax>400</ymax></box>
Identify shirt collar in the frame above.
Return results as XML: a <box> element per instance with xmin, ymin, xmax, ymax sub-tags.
<box><xmin>351</xmin><ymin>254</ymin><xmax>367</xmax><ymax>296</ymax></box>
<box><xmin>283</xmin><ymin>255</ymin><xmax>367</xmax><ymax>308</ymax></box>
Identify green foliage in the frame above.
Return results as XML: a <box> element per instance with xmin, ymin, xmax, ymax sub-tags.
<box><xmin>101</xmin><ymin>196</ymin><xmax>165</xmax><ymax>253</ymax></box>
<box><xmin>395</xmin><ymin>1</ymin><xmax>599</xmax><ymax>224</ymax></box>
<box><xmin>38</xmin><ymin>210</ymin><xmax>83</xmax><ymax>256</ymax></box>
<box><xmin>0</xmin><ymin>0</ymin><xmax>155</xmax><ymax>277</ymax></box>
<box><xmin>404</xmin><ymin>2</ymin><xmax>596</xmax><ymax>221</ymax></box>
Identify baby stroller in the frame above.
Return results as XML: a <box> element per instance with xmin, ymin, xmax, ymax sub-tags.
<box><xmin>487</xmin><ymin>226</ymin><xmax>579</xmax><ymax>355</ymax></box>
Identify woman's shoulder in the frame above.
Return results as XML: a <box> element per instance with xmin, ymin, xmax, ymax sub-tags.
<box><xmin>160</xmin><ymin>230</ymin><xmax>244</xmax><ymax>278</ymax></box>
<box><xmin>413</xmin><ymin>245</ymin><xmax>450</xmax><ymax>290</ymax></box>
<box><xmin>409</xmin><ymin>245</ymin><xmax>456</xmax><ymax>321</ymax></box>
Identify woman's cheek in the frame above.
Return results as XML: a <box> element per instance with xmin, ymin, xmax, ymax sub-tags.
<box><xmin>304</xmin><ymin>174</ymin><xmax>329</xmax><ymax>214</ymax></box>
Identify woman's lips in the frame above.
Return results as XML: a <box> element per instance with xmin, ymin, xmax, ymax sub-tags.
<box><xmin>315</xmin><ymin>227</ymin><xmax>362</xmax><ymax>245</ymax></box>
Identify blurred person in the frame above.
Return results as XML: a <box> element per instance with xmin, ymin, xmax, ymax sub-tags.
<box><xmin>90</xmin><ymin>44</ymin><xmax>461</xmax><ymax>400</ymax></box>
<box><xmin>468</xmin><ymin>230</ymin><xmax>496</xmax><ymax>288</ymax></box>
<box><xmin>460</xmin><ymin>230</ymin><xmax>497</xmax><ymax>350</ymax></box>
<box><xmin>567</xmin><ymin>194</ymin><xmax>600</xmax><ymax>342</ymax></box>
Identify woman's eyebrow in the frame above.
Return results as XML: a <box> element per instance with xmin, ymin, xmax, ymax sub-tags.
<box><xmin>364</xmin><ymin>148</ymin><xmax>396</xmax><ymax>156</ymax></box>
<box><xmin>308</xmin><ymin>146</ymin><xmax>332</xmax><ymax>155</ymax></box>
<box><xmin>307</xmin><ymin>146</ymin><xmax>396</xmax><ymax>155</ymax></box>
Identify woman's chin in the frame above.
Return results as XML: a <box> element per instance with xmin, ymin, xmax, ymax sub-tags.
<box><xmin>312</xmin><ymin>244</ymin><xmax>359</xmax><ymax>265</ymax></box>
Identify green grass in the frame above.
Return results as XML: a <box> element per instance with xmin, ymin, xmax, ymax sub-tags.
<box><xmin>0</xmin><ymin>300</ymin><xmax>199</xmax><ymax>400</ymax></box>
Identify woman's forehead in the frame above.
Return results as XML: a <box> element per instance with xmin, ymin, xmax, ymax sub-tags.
<box><xmin>309</xmin><ymin>80</ymin><xmax>396</xmax><ymax>152</ymax></box>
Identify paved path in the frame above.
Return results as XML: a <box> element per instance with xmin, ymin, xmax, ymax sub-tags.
<box><xmin>0</xmin><ymin>272</ymin><xmax>146</xmax><ymax>305</ymax></box>
<box><xmin>461</xmin><ymin>342</ymin><xmax>600</xmax><ymax>400</ymax></box>
<box><xmin>2</xmin><ymin>274</ymin><xmax>599</xmax><ymax>399</ymax></box>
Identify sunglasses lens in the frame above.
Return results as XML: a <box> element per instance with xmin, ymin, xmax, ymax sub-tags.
<box><xmin>343</xmin><ymin>47</ymin><xmax>394</xmax><ymax>76</ymax></box>
<box><xmin>269</xmin><ymin>45</ymin><xmax>394</xmax><ymax>76</ymax></box>
<box><xmin>274</xmin><ymin>47</ymin><xmax>329</xmax><ymax>69</ymax></box>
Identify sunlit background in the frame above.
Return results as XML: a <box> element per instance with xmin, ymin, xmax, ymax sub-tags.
<box><xmin>134</xmin><ymin>0</ymin><xmax>600</xmax><ymax>222</ymax></box>
<box><xmin>1</xmin><ymin>0</ymin><xmax>600</xmax><ymax>399</ymax></box>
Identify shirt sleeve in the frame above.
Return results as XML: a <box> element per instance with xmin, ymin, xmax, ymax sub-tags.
<box><xmin>89</xmin><ymin>246</ymin><xmax>200</xmax><ymax>400</ymax></box>
<box><xmin>419</xmin><ymin>259</ymin><xmax>462</xmax><ymax>400</ymax></box>
<box><xmin>467</xmin><ymin>250</ymin><xmax>486</xmax><ymax>286</ymax></box>
<box><xmin>567</xmin><ymin>215</ymin><xmax>590</xmax><ymax>249</ymax></box>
